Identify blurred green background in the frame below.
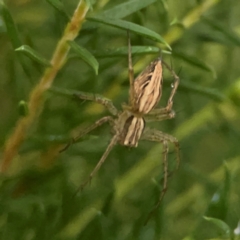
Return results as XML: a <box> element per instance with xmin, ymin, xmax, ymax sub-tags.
<box><xmin>1</xmin><ymin>0</ymin><xmax>240</xmax><ymax>239</ymax></box>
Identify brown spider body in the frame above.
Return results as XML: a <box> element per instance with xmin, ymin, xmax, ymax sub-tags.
<box><xmin>114</xmin><ymin>57</ymin><xmax>164</xmax><ymax>148</ymax></box>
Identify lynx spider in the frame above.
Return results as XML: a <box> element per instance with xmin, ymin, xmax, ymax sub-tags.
<box><xmin>64</xmin><ymin>32</ymin><xmax>180</xmax><ymax>221</ymax></box>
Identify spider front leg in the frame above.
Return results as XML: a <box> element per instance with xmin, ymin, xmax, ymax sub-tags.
<box><xmin>127</xmin><ymin>30</ymin><xmax>135</xmax><ymax>106</ymax></box>
<box><xmin>141</xmin><ymin>128</ymin><xmax>180</xmax><ymax>223</ymax></box>
<box><xmin>145</xmin><ymin>109</ymin><xmax>175</xmax><ymax>122</ymax></box>
<box><xmin>60</xmin><ymin>116</ymin><xmax>114</xmax><ymax>152</ymax></box>
<box><xmin>79</xmin><ymin>134</ymin><xmax>118</xmax><ymax>191</ymax></box>
<box><xmin>145</xmin><ymin>61</ymin><xmax>179</xmax><ymax>118</ymax></box>
<box><xmin>74</xmin><ymin>91</ymin><xmax>118</xmax><ymax>116</ymax></box>
<box><xmin>73</xmin><ymin>116</ymin><xmax>114</xmax><ymax>143</ymax></box>
<box><xmin>63</xmin><ymin>115</ymin><xmax>118</xmax><ymax>193</ymax></box>
<box><xmin>61</xmin><ymin>90</ymin><xmax>118</xmax><ymax>151</ymax></box>
<box><xmin>162</xmin><ymin>60</ymin><xmax>180</xmax><ymax>112</ymax></box>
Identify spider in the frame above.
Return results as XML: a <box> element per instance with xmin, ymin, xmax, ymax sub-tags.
<box><xmin>63</xmin><ymin>32</ymin><xmax>180</xmax><ymax>220</ymax></box>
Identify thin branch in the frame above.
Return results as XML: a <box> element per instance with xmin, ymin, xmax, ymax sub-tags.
<box><xmin>0</xmin><ymin>0</ymin><xmax>89</xmax><ymax>173</ymax></box>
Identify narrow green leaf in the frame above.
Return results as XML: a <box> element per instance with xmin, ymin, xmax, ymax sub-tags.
<box><xmin>15</xmin><ymin>45</ymin><xmax>52</xmax><ymax>67</ymax></box>
<box><xmin>170</xmin><ymin>17</ymin><xmax>184</xmax><ymax>28</ymax></box>
<box><xmin>173</xmin><ymin>50</ymin><xmax>216</xmax><ymax>79</ymax></box>
<box><xmin>46</xmin><ymin>0</ymin><xmax>70</xmax><ymax>20</ymax></box>
<box><xmin>94</xmin><ymin>46</ymin><xmax>171</xmax><ymax>58</ymax></box>
<box><xmin>202</xmin><ymin>17</ymin><xmax>240</xmax><ymax>47</ymax></box>
<box><xmin>0</xmin><ymin>1</ymin><xmax>21</xmax><ymax>48</ymax></box>
<box><xmin>0</xmin><ymin>1</ymin><xmax>33</xmax><ymax>81</ymax></box>
<box><xmin>87</xmin><ymin>17</ymin><xmax>171</xmax><ymax>50</ymax></box>
<box><xmin>68</xmin><ymin>41</ymin><xmax>99</xmax><ymax>75</ymax></box>
<box><xmin>98</xmin><ymin>0</ymin><xmax>157</xmax><ymax>19</ymax></box>
<box><xmin>203</xmin><ymin>217</ymin><xmax>231</xmax><ymax>238</ymax></box>
<box><xmin>182</xmin><ymin>237</ymin><xmax>195</xmax><ymax>240</ymax></box>
<box><xmin>206</xmin><ymin>163</ymin><xmax>231</xmax><ymax>220</ymax></box>
<box><xmin>18</xmin><ymin>100</ymin><xmax>29</xmax><ymax>117</ymax></box>
<box><xmin>198</xmin><ymin>33</ymin><xmax>237</xmax><ymax>47</ymax></box>
<box><xmin>101</xmin><ymin>190</ymin><xmax>114</xmax><ymax>215</ymax></box>
<box><xmin>227</xmin><ymin>77</ymin><xmax>240</xmax><ymax>106</ymax></box>
<box><xmin>85</xmin><ymin>0</ymin><xmax>96</xmax><ymax>9</ymax></box>
<box><xmin>160</xmin><ymin>0</ymin><xmax>168</xmax><ymax>11</ymax></box>
<box><xmin>179</xmin><ymin>80</ymin><xmax>226</xmax><ymax>102</ymax></box>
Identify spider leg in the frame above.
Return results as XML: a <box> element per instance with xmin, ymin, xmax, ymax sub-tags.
<box><xmin>141</xmin><ymin>128</ymin><xmax>180</xmax><ymax>224</ymax></box>
<box><xmin>162</xmin><ymin>60</ymin><xmax>180</xmax><ymax>112</ymax></box>
<box><xmin>144</xmin><ymin>140</ymin><xmax>168</xmax><ymax>225</ymax></box>
<box><xmin>145</xmin><ymin>109</ymin><xmax>175</xmax><ymax>122</ymax></box>
<box><xmin>60</xmin><ymin>116</ymin><xmax>114</xmax><ymax>152</ymax></box>
<box><xmin>142</xmin><ymin>127</ymin><xmax>180</xmax><ymax>175</ymax></box>
<box><xmin>127</xmin><ymin>30</ymin><xmax>135</xmax><ymax>106</ymax></box>
<box><xmin>78</xmin><ymin>134</ymin><xmax>118</xmax><ymax>191</ymax></box>
<box><xmin>146</xmin><ymin>61</ymin><xmax>179</xmax><ymax>117</ymax></box>
<box><xmin>74</xmin><ymin>92</ymin><xmax>118</xmax><ymax>116</ymax></box>
<box><xmin>146</xmin><ymin>60</ymin><xmax>179</xmax><ymax>121</ymax></box>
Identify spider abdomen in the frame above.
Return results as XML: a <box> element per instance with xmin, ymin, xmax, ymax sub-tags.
<box><xmin>133</xmin><ymin>59</ymin><xmax>163</xmax><ymax>114</ymax></box>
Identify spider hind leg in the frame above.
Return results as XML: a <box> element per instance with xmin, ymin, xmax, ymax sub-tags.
<box><xmin>141</xmin><ymin>128</ymin><xmax>180</xmax><ymax>224</ymax></box>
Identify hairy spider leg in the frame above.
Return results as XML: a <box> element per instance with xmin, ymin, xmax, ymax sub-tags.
<box><xmin>65</xmin><ymin>115</ymin><xmax>117</xmax><ymax>194</ymax></box>
<box><xmin>79</xmin><ymin>134</ymin><xmax>119</xmax><ymax>191</ymax></box>
<box><xmin>161</xmin><ymin>60</ymin><xmax>180</xmax><ymax>112</ymax></box>
<box><xmin>73</xmin><ymin>92</ymin><xmax>118</xmax><ymax>116</ymax></box>
<box><xmin>60</xmin><ymin>89</ymin><xmax>119</xmax><ymax>153</ymax></box>
<box><xmin>141</xmin><ymin>128</ymin><xmax>180</xmax><ymax>224</ymax></box>
<box><xmin>143</xmin><ymin>128</ymin><xmax>180</xmax><ymax>175</ymax></box>
<box><xmin>127</xmin><ymin>31</ymin><xmax>135</xmax><ymax>107</ymax></box>
<box><xmin>145</xmin><ymin>109</ymin><xmax>175</xmax><ymax>122</ymax></box>
<box><xmin>73</xmin><ymin>116</ymin><xmax>114</xmax><ymax>143</ymax></box>
<box><xmin>60</xmin><ymin>116</ymin><xmax>114</xmax><ymax>152</ymax></box>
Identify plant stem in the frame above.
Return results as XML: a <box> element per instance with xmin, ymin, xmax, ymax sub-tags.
<box><xmin>0</xmin><ymin>0</ymin><xmax>89</xmax><ymax>173</ymax></box>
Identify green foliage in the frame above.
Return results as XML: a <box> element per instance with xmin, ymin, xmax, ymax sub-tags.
<box><xmin>68</xmin><ymin>41</ymin><xmax>99</xmax><ymax>75</ymax></box>
<box><xmin>1</xmin><ymin>0</ymin><xmax>240</xmax><ymax>239</ymax></box>
<box><xmin>87</xmin><ymin>17</ymin><xmax>171</xmax><ymax>49</ymax></box>
<box><xmin>15</xmin><ymin>45</ymin><xmax>52</xmax><ymax>67</ymax></box>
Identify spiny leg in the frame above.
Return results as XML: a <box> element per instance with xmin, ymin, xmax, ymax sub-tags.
<box><xmin>145</xmin><ymin>109</ymin><xmax>175</xmax><ymax>122</ymax></box>
<box><xmin>146</xmin><ymin>62</ymin><xmax>179</xmax><ymax>118</ymax></box>
<box><xmin>74</xmin><ymin>116</ymin><xmax>114</xmax><ymax>142</ymax></box>
<box><xmin>78</xmin><ymin>134</ymin><xmax>118</xmax><ymax>191</ymax></box>
<box><xmin>127</xmin><ymin>30</ymin><xmax>135</xmax><ymax>106</ymax></box>
<box><xmin>161</xmin><ymin>140</ymin><xmax>169</xmax><ymax>203</ymax></box>
<box><xmin>142</xmin><ymin>128</ymin><xmax>180</xmax><ymax>175</ymax></box>
<box><xmin>141</xmin><ymin>128</ymin><xmax>180</xmax><ymax>223</ymax></box>
<box><xmin>74</xmin><ymin>91</ymin><xmax>118</xmax><ymax>116</ymax></box>
<box><xmin>162</xmin><ymin>60</ymin><xmax>180</xmax><ymax>112</ymax></box>
<box><xmin>144</xmin><ymin>140</ymin><xmax>169</xmax><ymax>225</ymax></box>
<box><xmin>60</xmin><ymin>116</ymin><xmax>114</xmax><ymax>152</ymax></box>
